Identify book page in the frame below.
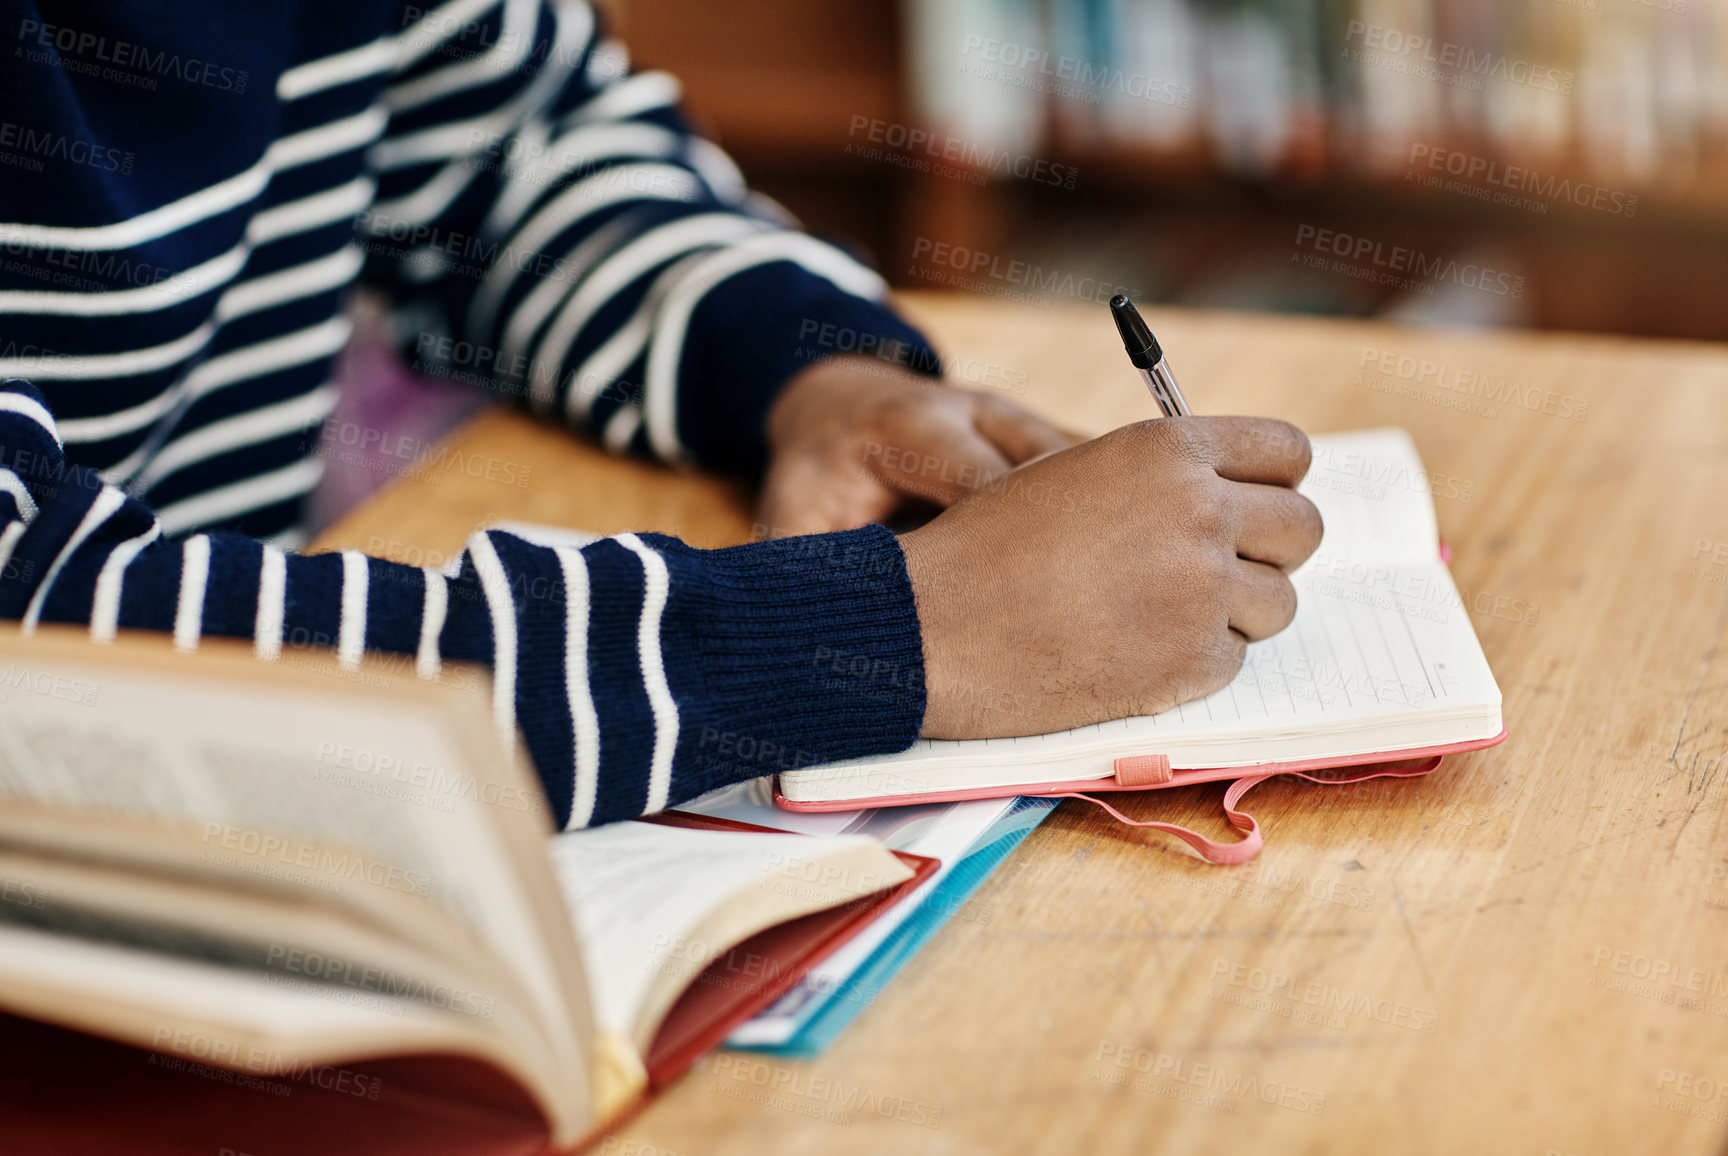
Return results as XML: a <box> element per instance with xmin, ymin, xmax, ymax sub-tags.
<box><xmin>0</xmin><ymin>921</ymin><xmax>577</xmax><ymax>1121</ymax></box>
<box><xmin>0</xmin><ymin>630</ymin><xmax>592</xmax><ymax>1135</ymax></box>
<box><xmin>548</xmin><ymin>822</ymin><xmax>910</xmax><ymax>1051</ymax></box>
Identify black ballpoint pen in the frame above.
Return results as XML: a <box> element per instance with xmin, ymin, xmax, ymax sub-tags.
<box><xmin>1109</xmin><ymin>295</ymin><xmax>1192</xmax><ymax>417</ymax></box>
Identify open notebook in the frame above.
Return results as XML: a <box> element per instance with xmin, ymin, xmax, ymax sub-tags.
<box><xmin>777</xmin><ymin>429</ymin><xmax>1506</xmax><ymax>855</ymax></box>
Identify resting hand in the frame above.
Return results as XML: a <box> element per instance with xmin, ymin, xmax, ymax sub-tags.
<box><xmin>757</xmin><ymin>356</ymin><xmax>1081</xmax><ymax>537</ymax></box>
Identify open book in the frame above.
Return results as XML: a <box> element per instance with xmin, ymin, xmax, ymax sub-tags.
<box><xmin>779</xmin><ymin>429</ymin><xmax>1506</xmax><ymax>809</ymax></box>
<box><xmin>0</xmin><ymin>629</ymin><xmax>928</xmax><ymax>1153</ymax></box>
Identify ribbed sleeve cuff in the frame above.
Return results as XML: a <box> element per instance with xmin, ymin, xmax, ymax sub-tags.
<box><xmin>646</xmin><ymin>523</ymin><xmax>927</xmax><ymax>803</ymax></box>
<box><xmin>674</xmin><ymin>261</ymin><xmax>941</xmax><ymax>477</ymax></box>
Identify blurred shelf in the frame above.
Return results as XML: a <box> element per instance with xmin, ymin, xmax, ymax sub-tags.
<box><xmin>602</xmin><ymin>0</ymin><xmax>1728</xmax><ymax>341</ymax></box>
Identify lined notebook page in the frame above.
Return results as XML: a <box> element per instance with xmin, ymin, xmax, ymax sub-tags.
<box><xmin>781</xmin><ymin>430</ymin><xmax>1502</xmax><ymax>799</ymax></box>
<box><xmin>1299</xmin><ymin>428</ymin><xmax>1440</xmax><ymax>565</ymax></box>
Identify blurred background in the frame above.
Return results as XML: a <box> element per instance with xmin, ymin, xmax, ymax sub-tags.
<box><xmin>606</xmin><ymin>0</ymin><xmax>1728</xmax><ymax>340</ymax></box>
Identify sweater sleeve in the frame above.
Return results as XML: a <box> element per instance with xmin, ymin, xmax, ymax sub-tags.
<box><xmin>361</xmin><ymin>0</ymin><xmax>940</xmax><ymax>478</ymax></box>
<box><xmin>0</xmin><ymin>381</ymin><xmax>927</xmax><ymax>826</ymax></box>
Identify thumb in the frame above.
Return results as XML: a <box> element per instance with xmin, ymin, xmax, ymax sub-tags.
<box><xmin>755</xmin><ymin>452</ymin><xmax>900</xmax><ymax>539</ymax></box>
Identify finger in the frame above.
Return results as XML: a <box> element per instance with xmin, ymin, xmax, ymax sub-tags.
<box><xmin>1231</xmin><ymin>483</ymin><xmax>1324</xmax><ymax>572</ymax></box>
<box><xmin>867</xmin><ymin>419</ymin><xmax>1013</xmax><ymax>507</ymax></box>
<box><xmin>1188</xmin><ymin>416</ymin><xmax>1313</xmax><ymax>488</ymax></box>
<box><xmin>969</xmin><ymin>393</ymin><xmax>1085</xmax><ymax>464</ymax></box>
<box><xmin>755</xmin><ymin>454</ymin><xmax>898</xmax><ymax>538</ymax></box>
<box><xmin>1226</xmin><ymin>558</ymin><xmax>1299</xmax><ymax>643</ymax></box>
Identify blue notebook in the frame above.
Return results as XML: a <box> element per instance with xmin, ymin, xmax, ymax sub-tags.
<box><xmin>737</xmin><ymin>798</ymin><xmax>1056</xmax><ymax>1057</ymax></box>
<box><xmin>678</xmin><ymin>781</ymin><xmax>1056</xmax><ymax>1056</ymax></box>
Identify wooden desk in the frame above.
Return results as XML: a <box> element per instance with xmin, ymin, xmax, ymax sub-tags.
<box><xmin>316</xmin><ymin>293</ymin><xmax>1728</xmax><ymax>1156</ymax></box>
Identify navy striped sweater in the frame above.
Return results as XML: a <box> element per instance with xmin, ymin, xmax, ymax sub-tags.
<box><xmin>0</xmin><ymin>0</ymin><xmax>935</xmax><ymax>825</ymax></box>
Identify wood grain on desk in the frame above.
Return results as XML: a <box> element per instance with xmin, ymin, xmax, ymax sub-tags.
<box><xmin>314</xmin><ymin>293</ymin><xmax>1728</xmax><ymax>1156</ymax></box>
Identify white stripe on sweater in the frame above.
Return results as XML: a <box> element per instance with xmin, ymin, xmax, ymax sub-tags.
<box><xmin>366</xmin><ymin>156</ymin><xmax>485</xmax><ymax>231</ymax></box>
<box><xmin>338</xmin><ymin>551</ymin><xmax>369</xmax><ymax>669</ymax></box>
<box><xmin>553</xmin><ymin>545</ymin><xmax>599</xmax><ymax>827</ymax></box>
<box><xmin>600</xmin><ymin>404</ymin><xmax>640</xmax><ymax>453</ymax></box>
<box><xmin>0</xmin><ymin>320</ymin><xmax>216</xmax><ymax>382</ymax></box>
<box><xmin>560</xmin><ymin>71</ymin><xmax>681</xmax><ymax>129</ymax></box>
<box><xmin>497</xmin><ymin>212</ymin><xmax>639</xmax><ymax>373</ymax></box>
<box><xmin>685</xmin><ymin>138</ymin><xmax>750</xmax><ymax>205</ymax></box>
<box><xmin>417</xmin><ymin>568</ymin><xmax>449</xmax><ymax>680</ymax></box>
<box><xmin>74</xmin><ymin>316</ymin><xmax>349</xmax><ymax>452</ymax></box>
<box><xmin>483</xmin><ymin>122</ymin><xmax>684</xmax><ymax>242</ymax></box>
<box><xmin>472</xmin><ymin>158</ymin><xmax>697</xmax><ymax>337</ymax></box>
<box><xmin>173</xmin><ymin>535</ymin><xmax>212</xmax><ymax>651</ymax></box>
<box><xmin>57</xmin><ymin>390</ymin><xmax>178</xmax><ymax>447</ymax></box>
<box><xmin>278</xmin><ymin>36</ymin><xmax>397</xmax><ymax>101</ymax></box>
<box><xmin>472</xmin><ymin>117</ymin><xmax>550</xmax><ymax>238</ymax></box>
<box><xmin>0</xmin><ymin>393</ymin><xmax>61</xmax><ymax>445</ymax></box>
<box><xmin>586</xmin><ymin>37</ymin><xmax>629</xmax><ymax>86</ymax></box>
<box><xmin>4</xmin><ymin>198</ymin><xmax>361</xmax><ymax>336</ymax></box>
<box><xmin>563</xmin><ymin>247</ymin><xmax>712</xmax><ymax>422</ymax></box>
<box><xmin>643</xmin><ymin>233</ymin><xmax>888</xmax><ymax>462</ymax></box>
<box><xmin>615</xmin><ymin>533</ymin><xmax>678</xmax><ymax>813</ymax></box>
<box><xmin>0</xmin><ymin>469</ymin><xmax>38</xmax><ymax>523</ymax></box>
<box><xmin>250</xmin><ymin>177</ymin><xmax>377</xmax><ymax>246</ymax></box>
<box><xmin>255</xmin><ymin>545</ymin><xmax>288</xmax><ymax>660</ymax></box>
<box><xmin>12</xmin><ymin>243</ymin><xmax>359</xmax><ymax>437</ymax></box>
<box><xmin>89</xmin><ymin>522</ymin><xmax>162</xmax><ymax>642</ymax></box>
<box><xmin>395</xmin><ymin>0</ymin><xmax>504</xmax><ymax>72</ymax></box>
<box><xmin>0</xmin><ymin>244</ymin><xmax>248</xmax><ymax>317</ymax></box>
<box><xmin>466</xmin><ymin>532</ymin><xmax>518</xmax><ymax>748</ymax></box>
<box><xmin>217</xmin><ymin>245</ymin><xmax>365</xmax><ymax>322</ymax></box>
<box><xmin>367</xmin><ymin>5</ymin><xmax>586</xmax><ymax>234</ymax></box>
<box><xmin>528</xmin><ymin>213</ymin><xmax>763</xmax><ymax>411</ymax></box>
<box><xmin>187</xmin><ymin>316</ymin><xmax>353</xmax><ymax>399</ymax></box>
<box><xmin>0</xmin><ymin>522</ymin><xmax>24</xmax><ymax>585</ymax></box>
<box><xmin>386</xmin><ymin>0</ymin><xmax>542</xmax><ymax>113</ymax></box>
<box><xmin>155</xmin><ymin>457</ymin><xmax>324</xmax><ymax>537</ymax></box>
<box><xmin>373</xmin><ymin>0</ymin><xmax>583</xmax><ymax>172</ymax></box>
<box><xmin>0</xmin><ymin>161</ymin><xmax>270</xmax><ymax>252</ymax></box>
<box><xmin>601</xmin><ymin>399</ymin><xmax>642</xmax><ymax>449</ymax></box>
<box><xmin>21</xmin><ymin>485</ymin><xmax>129</xmax><ymax>632</ymax></box>
<box><xmin>267</xmin><ymin>107</ymin><xmax>391</xmax><ymax>172</ymax></box>
<box><xmin>129</xmin><ymin>383</ymin><xmax>338</xmax><ymax>493</ymax></box>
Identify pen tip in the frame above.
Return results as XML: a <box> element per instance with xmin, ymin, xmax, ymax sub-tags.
<box><xmin>1108</xmin><ymin>295</ymin><xmax>1160</xmax><ymax>368</ymax></box>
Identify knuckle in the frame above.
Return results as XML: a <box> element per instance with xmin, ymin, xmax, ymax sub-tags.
<box><xmin>1129</xmin><ymin>416</ymin><xmax>1201</xmax><ymax>461</ymax></box>
<box><xmin>1185</xmin><ymin>485</ymin><xmax>1231</xmax><ymax>542</ymax></box>
<box><xmin>1267</xmin><ymin>573</ymin><xmax>1299</xmax><ymax>629</ymax></box>
<box><xmin>1159</xmin><ymin>416</ymin><xmax>1205</xmax><ymax>455</ymax></box>
<box><xmin>1295</xmin><ymin>495</ymin><xmax>1324</xmax><ymax>551</ymax></box>
<box><xmin>1206</xmin><ymin>544</ymin><xmax>1236</xmax><ymax>586</ymax></box>
<box><xmin>878</xmin><ymin>394</ymin><xmax>923</xmax><ymax>429</ymax></box>
<box><xmin>1249</xmin><ymin>417</ymin><xmax>1306</xmax><ymax>458</ymax></box>
<box><xmin>1198</xmin><ymin>631</ymin><xmax>1247</xmax><ymax>691</ymax></box>
<box><xmin>1276</xmin><ymin>421</ymin><xmax>1313</xmax><ymax>476</ymax></box>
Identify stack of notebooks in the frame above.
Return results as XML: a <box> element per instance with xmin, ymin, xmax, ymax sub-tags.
<box><xmin>683</xmin><ymin>782</ymin><xmax>1055</xmax><ymax>1056</ymax></box>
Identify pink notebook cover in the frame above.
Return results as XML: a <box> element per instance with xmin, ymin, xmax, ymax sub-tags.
<box><xmin>772</xmin><ymin>729</ymin><xmax>1506</xmax><ymax>865</ymax></box>
<box><xmin>777</xmin><ymin>534</ymin><xmax>1503</xmax><ymax>864</ymax></box>
<box><xmin>773</xmin><ymin>729</ymin><xmax>1508</xmax><ymax>813</ymax></box>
